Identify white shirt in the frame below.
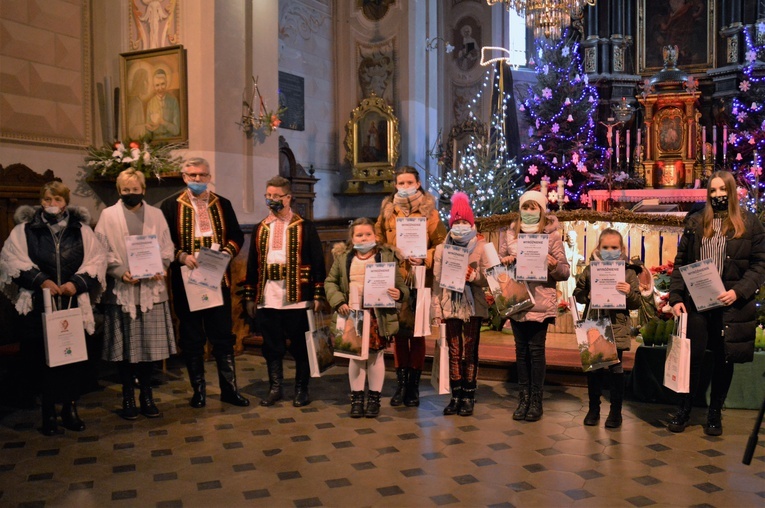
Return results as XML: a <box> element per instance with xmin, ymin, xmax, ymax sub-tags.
<box><xmin>260</xmin><ymin>212</ymin><xmax>308</xmax><ymax>310</ymax></box>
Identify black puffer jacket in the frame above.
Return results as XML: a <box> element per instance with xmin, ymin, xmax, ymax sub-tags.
<box><xmin>13</xmin><ymin>206</ymin><xmax>99</xmax><ymax>312</ymax></box>
<box><xmin>669</xmin><ymin>211</ymin><xmax>765</xmax><ymax>363</ymax></box>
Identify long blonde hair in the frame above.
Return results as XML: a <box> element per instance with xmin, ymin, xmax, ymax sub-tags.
<box><xmin>703</xmin><ymin>171</ymin><xmax>745</xmax><ymax>239</ymax></box>
<box><xmin>514</xmin><ymin>201</ymin><xmax>548</xmax><ymax>235</ymax></box>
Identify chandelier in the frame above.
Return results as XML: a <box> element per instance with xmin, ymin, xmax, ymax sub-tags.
<box><xmin>487</xmin><ymin>0</ymin><xmax>597</xmax><ymax>40</ymax></box>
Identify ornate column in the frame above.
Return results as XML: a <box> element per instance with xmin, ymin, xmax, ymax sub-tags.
<box><xmin>610</xmin><ymin>0</ymin><xmax>625</xmax><ymax>73</ymax></box>
<box><xmin>721</xmin><ymin>0</ymin><xmax>744</xmax><ymax>65</ymax></box>
<box><xmin>582</xmin><ymin>4</ymin><xmax>599</xmax><ymax>74</ymax></box>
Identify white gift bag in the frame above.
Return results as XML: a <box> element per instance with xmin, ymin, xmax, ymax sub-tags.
<box><xmin>42</xmin><ymin>295</ymin><xmax>88</xmax><ymax>367</ymax></box>
<box><xmin>430</xmin><ymin>324</ymin><xmax>449</xmax><ymax>395</ymax></box>
<box><xmin>413</xmin><ymin>288</ymin><xmax>432</xmax><ymax>337</ymax></box>
<box><xmin>664</xmin><ymin>313</ymin><xmax>690</xmax><ymax>393</ymax></box>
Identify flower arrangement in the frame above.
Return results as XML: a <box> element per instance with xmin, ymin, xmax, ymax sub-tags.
<box><xmin>648</xmin><ymin>261</ymin><xmax>674</xmax><ymax>292</ymax></box>
<box><xmin>84</xmin><ymin>141</ymin><xmax>184</xmax><ymax>180</ymax></box>
<box><xmin>241</xmin><ymin>76</ymin><xmax>286</xmax><ymax>136</ymax></box>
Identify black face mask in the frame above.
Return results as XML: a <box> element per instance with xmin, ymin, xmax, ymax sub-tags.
<box><xmin>710</xmin><ymin>195</ymin><xmax>728</xmax><ymax>212</ymax></box>
<box><xmin>121</xmin><ymin>193</ymin><xmax>144</xmax><ymax>208</ymax></box>
<box><xmin>266</xmin><ymin>198</ymin><xmax>285</xmax><ymax>213</ymax></box>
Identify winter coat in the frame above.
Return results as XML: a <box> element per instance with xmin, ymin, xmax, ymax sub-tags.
<box><xmin>498</xmin><ymin>215</ymin><xmax>570</xmax><ymax>322</ymax></box>
<box><xmin>573</xmin><ymin>251</ymin><xmax>642</xmax><ymax>350</ymax></box>
<box><xmin>324</xmin><ymin>244</ymin><xmax>409</xmax><ymax>338</ymax></box>
<box><xmin>669</xmin><ymin>210</ymin><xmax>765</xmax><ymax>363</ymax></box>
<box><xmin>375</xmin><ymin>190</ymin><xmax>447</xmax><ymax>280</ymax></box>
<box><xmin>432</xmin><ymin>234</ymin><xmax>491</xmax><ymax>321</ymax></box>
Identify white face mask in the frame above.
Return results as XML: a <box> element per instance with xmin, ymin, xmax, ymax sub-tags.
<box><xmin>44</xmin><ymin>206</ymin><xmax>63</xmax><ymax>215</ymax></box>
<box><xmin>396</xmin><ymin>186</ymin><xmax>418</xmax><ymax>198</ymax></box>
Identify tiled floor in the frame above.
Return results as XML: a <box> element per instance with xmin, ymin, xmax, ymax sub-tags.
<box><xmin>1</xmin><ymin>353</ymin><xmax>763</xmax><ymax>507</ymax></box>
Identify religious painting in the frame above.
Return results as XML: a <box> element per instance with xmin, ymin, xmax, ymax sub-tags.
<box><xmin>637</xmin><ymin>0</ymin><xmax>715</xmax><ymax>73</ymax></box>
<box><xmin>358</xmin><ymin>0</ymin><xmax>395</xmax><ymax>22</ymax></box>
<box><xmin>278</xmin><ymin>72</ymin><xmax>305</xmax><ymax>131</ymax></box>
<box><xmin>452</xmin><ymin>16</ymin><xmax>481</xmax><ymax>72</ymax></box>
<box><xmin>656</xmin><ymin>107</ymin><xmax>684</xmax><ymax>154</ymax></box>
<box><xmin>120</xmin><ymin>45</ymin><xmax>188</xmax><ymax>144</ymax></box>
<box><xmin>359</xmin><ymin>111</ymin><xmax>389</xmax><ymax>163</ymax></box>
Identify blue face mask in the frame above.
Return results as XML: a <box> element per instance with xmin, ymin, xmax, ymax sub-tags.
<box><xmin>396</xmin><ymin>186</ymin><xmax>419</xmax><ymax>198</ymax></box>
<box><xmin>353</xmin><ymin>241</ymin><xmax>376</xmax><ymax>253</ymax></box>
<box><xmin>520</xmin><ymin>211</ymin><xmax>541</xmax><ymax>225</ymax></box>
<box><xmin>187</xmin><ymin>182</ymin><xmax>208</xmax><ymax>195</ymax></box>
<box><xmin>600</xmin><ymin>248</ymin><xmax>622</xmax><ymax>261</ymax></box>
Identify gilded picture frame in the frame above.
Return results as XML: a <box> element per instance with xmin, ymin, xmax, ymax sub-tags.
<box><xmin>637</xmin><ymin>0</ymin><xmax>715</xmax><ymax>74</ymax></box>
<box><xmin>344</xmin><ymin>93</ymin><xmax>400</xmax><ymax>192</ymax></box>
<box><xmin>120</xmin><ymin>45</ymin><xmax>188</xmax><ymax>144</ymax></box>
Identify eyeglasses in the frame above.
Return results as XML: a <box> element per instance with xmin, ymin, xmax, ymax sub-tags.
<box><xmin>183</xmin><ymin>172</ymin><xmax>211</xmax><ymax>180</ymax></box>
<box><xmin>264</xmin><ymin>194</ymin><xmax>288</xmax><ymax>200</ymax></box>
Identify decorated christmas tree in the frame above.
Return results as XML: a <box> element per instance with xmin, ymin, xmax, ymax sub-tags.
<box><xmin>432</xmin><ymin>69</ymin><xmax>524</xmax><ymax>222</ymax></box>
<box><xmin>518</xmin><ymin>31</ymin><xmax>606</xmax><ymax>208</ymax></box>
<box><xmin>726</xmin><ymin>25</ymin><xmax>765</xmax><ymax>218</ymax></box>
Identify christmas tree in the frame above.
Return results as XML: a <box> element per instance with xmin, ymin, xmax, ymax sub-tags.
<box><xmin>726</xmin><ymin>24</ymin><xmax>765</xmax><ymax>219</ymax></box>
<box><xmin>518</xmin><ymin>31</ymin><xmax>605</xmax><ymax>208</ymax></box>
<box><xmin>432</xmin><ymin>68</ymin><xmax>524</xmax><ymax>222</ymax></box>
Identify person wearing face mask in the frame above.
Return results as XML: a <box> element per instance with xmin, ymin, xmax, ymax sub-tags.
<box><xmin>0</xmin><ymin>182</ymin><xmax>106</xmax><ymax>435</ymax></box>
<box><xmin>242</xmin><ymin>176</ymin><xmax>326</xmax><ymax>408</ymax></box>
<box><xmin>667</xmin><ymin>170</ymin><xmax>765</xmax><ymax>436</ymax></box>
<box><xmin>324</xmin><ymin>218</ymin><xmax>408</xmax><ymax>418</ymax></box>
<box><xmin>375</xmin><ymin>166</ymin><xmax>447</xmax><ymax>407</ymax></box>
<box><xmin>95</xmin><ymin>169</ymin><xmax>176</xmax><ymax>420</ymax></box>
<box><xmin>498</xmin><ymin>190</ymin><xmax>570</xmax><ymax>422</ymax></box>
<box><xmin>160</xmin><ymin>158</ymin><xmax>249</xmax><ymax>408</ymax></box>
<box><xmin>573</xmin><ymin>229</ymin><xmax>641</xmax><ymax>428</ymax></box>
<box><xmin>432</xmin><ymin>193</ymin><xmax>491</xmax><ymax>416</ymax></box>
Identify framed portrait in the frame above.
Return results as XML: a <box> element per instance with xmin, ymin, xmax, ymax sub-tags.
<box><xmin>278</xmin><ymin>72</ymin><xmax>305</xmax><ymax>131</ymax></box>
<box><xmin>452</xmin><ymin>16</ymin><xmax>481</xmax><ymax>72</ymax></box>
<box><xmin>656</xmin><ymin>107</ymin><xmax>684</xmax><ymax>154</ymax></box>
<box><xmin>120</xmin><ymin>45</ymin><xmax>188</xmax><ymax>144</ymax></box>
<box><xmin>344</xmin><ymin>94</ymin><xmax>400</xmax><ymax>189</ymax></box>
<box><xmin>637</xmin><ymin>0</ymin><xmax>715</xmax><ymax>74</ymax></box>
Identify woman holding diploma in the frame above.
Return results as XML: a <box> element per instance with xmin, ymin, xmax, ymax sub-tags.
<box><xmin>432</xmin><ymin>193</ymin><xmax>491</xmax><ymax>416</ymax></box>
<box><xmin>375</xmin><ymin>166</ymin><xmax>447</xmax><ymax>407</ymax></box>
<box><xmin>325</xmin><ymin>218</ymin><xmax>408</xmax><ymax>418</ymax></box>
<box><xmin>668</xmin><ymin>171</ymin><xmax>765</xmax><ymax>436</ymax></box>
<box><xmin>574</xmin><ymin>229</ymin><xmax>641</xmax><ymax>428</ymax></box>
<box><xmin>498</xmin><ymin>190</ymin><xmax>569</xmax><ymax>422</ymax></box>
<box><xmin>95</xmin><ymin>169</ymin><xmax>176</xmax><ymax>420</ymax></box>
<box><xmin>0</xmin><ymin>182</ymin><xmax>105</xmax><ymax>435</ymax></box>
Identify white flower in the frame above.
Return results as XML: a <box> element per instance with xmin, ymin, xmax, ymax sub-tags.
<box><xmin>745</xmin><ymin>50</ymin><xmax>757</xmax><ymax>63</ymax></box>
<box><xmin>737</xmin><ymin>112</ymin><xmax>748</xmax><ymax>122</ymax></box>
<box><xmin>143</xmin><ymin>152</ymin><xmax>151</xmax><ymax>163</ymax></box>
<box><xmin>528</xmin><ymin>164</ymin><xmax>539</xmax><ymax>175</ymax></box>
<box><xmin>562</xmin><ymin>46</ymin><xmax>570</xmax><ymax>57</ymax></box>
<box><xmin>551</xmin><ymin>123</ymin><xmax>560</xmax><ymax>133</ymax></box>
<box><xmin>728</xmin><ymin>133</ymin><xmax>737</xmax><ymax>144</ymax></box>
<box><xmin>130</xmin><ymin>147</ymin><xmax>141</xmax><ymax>160</ymax></box>
<box><xmin>739</xmin><ymin>80</ymin><xmax>750</xmax><ymax>92</ymax></box>
<box><xmin>112</xmin><ymin>143</ymin><xmax>125</xmax><ymax>158</ymax></box>
<box><xmin>542</xmin><ymin>87</ymin><xmax>553</xmax><ymax>99</ymax></box>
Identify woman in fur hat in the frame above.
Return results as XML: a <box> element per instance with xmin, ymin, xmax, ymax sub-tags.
<box><xmin>375</xmin><ymin>167</ymin><xmax>447</xmax><ymax>407</ymax></box>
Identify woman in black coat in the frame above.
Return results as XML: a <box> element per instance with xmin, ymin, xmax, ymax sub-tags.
<box><xmin>668</xmin><ymin>171</ymin><xmax>765</xmax><ymax>436</ymax></box>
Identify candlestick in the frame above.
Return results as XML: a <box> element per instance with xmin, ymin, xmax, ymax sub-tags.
<box><xmin>702</xmin><ymin>126</ymin><xmax>707</xmax><ymax>162</ymax></box>
<box><xmin>615</xmin><ymin>130</ymin><xmax>620</xmax><ymax>165</ymax></box>
<box><xmin>626</xmin><ymin>131</ymin><xmax>631</xmax><ymax>164</ymax></box>
<box><xmin>723</xmin><ymin>126</ymin><xmax>728</xmax><ymax>161</ymax></box>
<box><xmin>557</xmin><ymin>179</ymin><xmax>565</xmax><ymax>203</ymax></box>
<box><xmin>712</xmin><ymin>126</ymin><xmax>717</xmax><ymax>159</ymax></box>
<box><xmin>540</xmin><ymin>179</ymin><xmax>549</xmax><ymax>196</ymax></box>
<box><xmin>452</xmin><ymin>139</ymin><xmax>457</xmax><ymax>172</ymax></box>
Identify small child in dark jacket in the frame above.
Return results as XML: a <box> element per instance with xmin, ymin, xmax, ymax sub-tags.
<box><xmin>573</xmin><ymin>228</ymin><xmax>641</xmax><ymax>428</ymax></box>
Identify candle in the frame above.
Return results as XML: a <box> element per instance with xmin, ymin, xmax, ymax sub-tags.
<box><xmin>540</xmin><ymin>179</ymin><xmax>549</xmax><ymax>195</ymax></box>
<box><xmin>616</xmin><ymin>130</ymin><xmax>620</xmax><ymax>165</ymax></box>
<box><xmin>722</xmin><ymin>126</ymin><xmax>728</xmax><ymax>160</ymax></box>
<box><xmin>557</xmin><ymin>178</ymin><xmax>565</xmax><ymax>199</ymax></box>
<box><xmin>712</xmin><ymin>126</ymin><xmax>717</xmax><ymax>159</ymax></box>
<box><xmin>626</xmin><ymin>130</ymin><xmax>631</xmax><ymax>164</ymax></box>
<box><xmin>702</xmin><ymin>126</ymin><xmax>707</xmax><ymax>162</ymax></box>
<box><xmin>452</xmin><ymin>139</ymin><xmax>457</xmax><ymax>171</ymax></box>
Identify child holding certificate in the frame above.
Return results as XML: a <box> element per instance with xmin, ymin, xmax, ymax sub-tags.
<box><xmin>432</xmin><ymin>193</ymin><xmax>491</xmax><ymax>416</ymax></box>
<box><xmin>668</xmin><ymin>171</ymin><xmax>765</xmax><ymax>436</ymax></box>
<box><xmin>498</xmin><ymin>190</ymin><xmax>569</xmax><ymax>422</ymax></box>
<box><xmin>324</xmin><ymin>218</ymin><xmax>408</xmax><ymax>418</ymax></box>
<box><xmin>573</xmin><ymin>229</ymin><xmax>641</xmax><ymax>428</ymax></box>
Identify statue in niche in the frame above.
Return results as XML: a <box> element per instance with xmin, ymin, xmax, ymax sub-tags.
<box><xmin>453</xmin><ymin>18</ymin><xmax>480</xmax><ymax>71</ymax></box>
<box><xmin>358</xmin><ymin>52</ymin><xmax>393</xmax><ymax>100</ymax></box>
<box><xmin>130</xmin><ymin>0</ymin><xmax>179</xmax><ymax>50</ymax></box>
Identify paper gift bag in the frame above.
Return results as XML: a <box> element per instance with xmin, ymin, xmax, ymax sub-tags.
<box><xmin>42</xmin><ymin>297</ymin><xmax>88</xmax><ymax>367</ymax></box>
<box><xmin>430</xmin><ymin>324</ymin><xmax>449</xmax><ymax>395</ymax></box>
<box><xmin>486</xmin><ymin>265</ymin><xmax>535</xmax><ymax>318</ymax></box>
<box><xmin>305</xmin><ymin>310</ymin><xmax>335</xmax><ymax>377</ymax></box>
<box><xmin>413</xmin><ymin>288</ymin><xmax>432</xmax><ymax>337</ymax></box>
<box><xmin>575</xmin><ymin>310</ymin><xmax>619</xmax><ymax>372</ymax></box>
<box><xmin>333</xmin><ymin>309</ymin><xmax>370</xmax><ymax>360</ymax></box>
<box><xmin>664</xmin><ymin>313</ymin><xmax>690</xmax><ymax>393</ymax></box>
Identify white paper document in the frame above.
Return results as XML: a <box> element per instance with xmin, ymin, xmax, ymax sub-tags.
<box><xmin>515</xmin><ymin>234</ymin><xmax>549</xmax><ymax>281</ymax></box>
<box><xmin>181</xmin><ymin>265</ymin><xmax>224</xmax><ymax>311</ymax></box>
<box><xmin>363</xmin><ymin>262</ymin><xmax>397</xmax><ymax>308</ymax></box>
<box><xmin>188</xmin><ymin>247</ymin><xmax>231</xmax><ymax>290</ymax></box>
<box><xmin>590</xmin><ymin>260</ymin><xmax>626</xmax><ymax>309</ymax></box>
<box><xmin>678</xmin><ymin>258</ymin><xmax>726</xmax><ymax>311</ymax></box>
<box><xmin>439</xmin><ymin>244</ymin><xmax>469</xmax><ymax>293</ymax></box>
<box><xmin>396</xmin><ymin>217</ymin><xmax>428</xmax><ymax>258</ymax></box>
<box><xmin>125</xmin><ymin>235</ymin><xmax>164</xmax><ymax>280</ymax></box>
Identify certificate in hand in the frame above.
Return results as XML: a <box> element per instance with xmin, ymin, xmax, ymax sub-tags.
<box><xmin>439</xmin><ymin>244</ymin><xmax>469</xmax><ymax>293</ymax></box>
<box><xmin>125</xmin><ymin>235</ymin><xmax>164</xmax><ymax>280</ymax></box>
<box><xmin>363</xmin><ymin>262</ymin><xmax>397</xmax><ymax>308</ymax></box>
<box><xmin>679</xmin><ymin>258</ymin><xmax>726</xmax><ymax>311</ymax></box>
<box><xmin>187</xmin><ymin>247</ymin><xmax>231</xmax><ymax>290</ymax></box>
<box><xmin>181</xmin><ymin>266</ymin><xmax>223</xmax><ymax>311</ymax></box>
<box><xmin>590</xmin><ymin>260</ymin><xmax>626</xmax><ymax>309</ymax></box>
<box><xmin>515</xmin><ymin>234</ymin><xmax>549</xmax><ymax>281</ymax></box>
<box><xmin>396</xmin><ymin>217</ymin><xmax>428</xmax><ymax>258</ymax></box>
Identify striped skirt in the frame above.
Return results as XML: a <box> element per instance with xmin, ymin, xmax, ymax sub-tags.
<box><xmin>103</xmin><ymin>302</ymin><xmax>177</xmax><ymax>362</ymax></box>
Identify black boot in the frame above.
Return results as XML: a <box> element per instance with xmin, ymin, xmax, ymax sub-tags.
<box><xmin>216</xmin><ymin>354</ymin><xmax>250</xmax><ymax>407</ymax></box>
<box><xmin>61</xmin><ymin>401</ymin><xmax>86</xmax><ymax>432</ymax></box>
<box><xmin>293</xmin><ymin>360</ymin><xmax>310</xmax><ymax>407</ymax></box>
<box><xmin>121</xmin><ymin>385</ymin><xmax>139</xmax><ymax>420</ymax></box>
<box><xmin>350</xmin><ymin>391</ymin><xmax>365</xmax><ymax>418</ymax></box>
<box><xmin>41</xmin><ymin>399</ymin><xmax>61</xmax><ymax>436</ymax></box>
<box><xmin>403</xmin><ymin>368</ymin><xmax>421</xmax><ymax>407</ymax></box>
<box><xmin>584</xmin><ymin>372</ymin><xmax>601</xmax><ymax>426</ymax></box>
<box><xmin>525</xmin><ymin>388</ymin><xmax>543</xmax><ymax>422</ymax></box>
<box><xmin>605</xmin><ymin>372</ymin><xmax>624</xmax><ymax>429</ymax></box>
<box><xmin>705</xmin><ymin>397</ymin><xmax>725</xmax><ymax>436</ymax></box>
<box><xmin>365</xmin><ymin>391</ymin><xmax>381</xmax><ymax>418</ymax></box>
<box><xmin>186</xmin><ymin>356</ymin><xmax>206</xmax><ymax>408</ymax></box>
<box><xmin>458</xmin><ymin>381</ymin><xmax>476</xmax><ymax>416</ymax></box>
<box><xmin>137</xmin><ymin>362</ymin><xmax>161</xmax><ymax>418</ymax></box>
<box><xmin>261</xmin><ymin>359</ymin><xmax>284</xmax><ymax>407</ymax></box>
<box><xmin>444</xmin><ymin>380</ymin><xmax>463</xmax><ymax>416</ymax></box>
<box><xmin>513</xmin><ymin>386</ymin><xmax>530</xmax><ymax>421</ymax></box>
<box><xmin>668</xmin><ymin>394</ymin><xmax>693</xmax><ymax>433</ymax></box>
<box><xmin>390</xmin><ymin>368</ymin><xmax>407</xmax><ymax>406</ymax></box>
